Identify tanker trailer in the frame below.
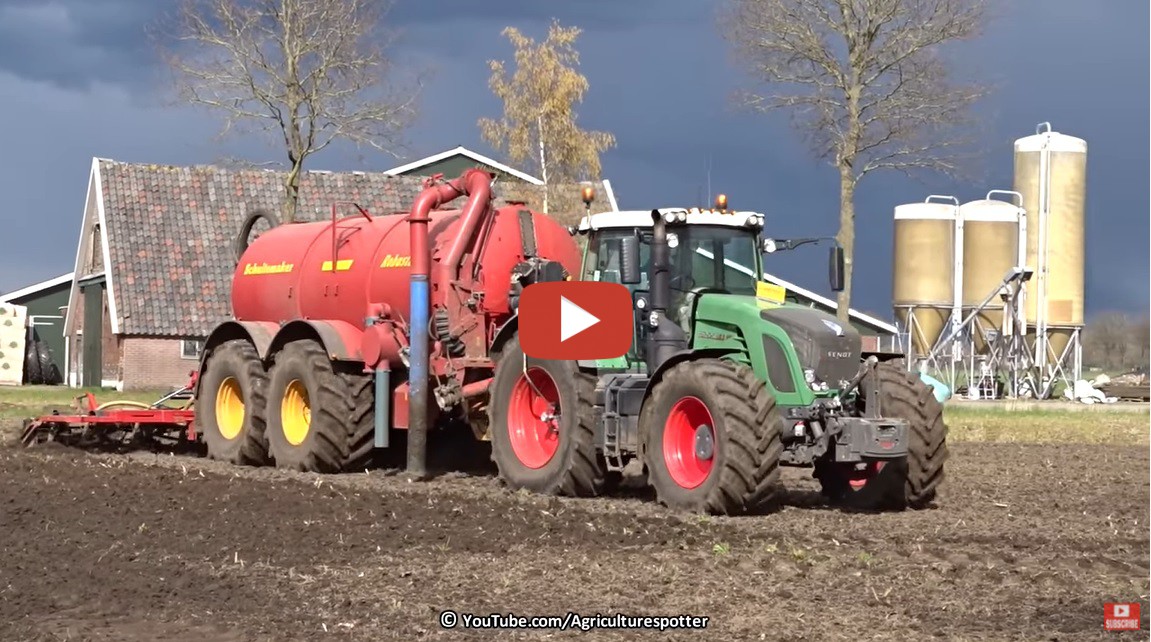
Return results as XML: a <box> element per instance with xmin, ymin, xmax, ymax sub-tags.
<box><xmin>193</xmin><ymin>168</ymin><xmax>582</xmax><ymax>475</ymax></box>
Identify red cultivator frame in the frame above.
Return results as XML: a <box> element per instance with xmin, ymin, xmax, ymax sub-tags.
<box><xmin>20</xmin><ymin>374</ymin><xmax>199</xmax><ymax>448</ymax></box>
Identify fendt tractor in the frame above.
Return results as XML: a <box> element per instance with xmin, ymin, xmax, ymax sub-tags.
<box><xmin>23</xmin><ymin>169</ymin><xmax>947</xmax><ymax>516</ymax></box>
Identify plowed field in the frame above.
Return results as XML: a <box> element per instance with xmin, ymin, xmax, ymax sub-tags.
<box><xmin>1</xmin><ymin>434</ymin><xmax>1147</xmax><ymax>641</ymax></box>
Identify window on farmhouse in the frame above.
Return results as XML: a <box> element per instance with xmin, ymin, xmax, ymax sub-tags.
<box><xmin>180</xmin><ymin>339</ymin><xmax>205</xmax><ymax>360</ymax></box>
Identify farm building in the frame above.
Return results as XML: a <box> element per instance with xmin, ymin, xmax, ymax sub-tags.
<box><xmin>63</xmin><ymin>157</ymin><xmax>614</xmax><ymax>390</ymax></box>
<box><xmin>695</xmin><ymin>244</ymin><xmax>899</xmax><ymax>350</ymax></box>
<box><xmin>0</xmin><ymin>272</ymin><xmax>73</xmax><ymax>381</ymax></box>
<box><xmin>384</xmin><ymin>145</ymin><xmax>545</xmax><ymax>186</ymax></box>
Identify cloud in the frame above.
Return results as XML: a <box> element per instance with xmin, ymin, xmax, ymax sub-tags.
<box><xmin>0</xmin><ymin>0</ymin><xmax>166</xmax><ymax>89</ymax></box>
<box><xmin>389</xmin><ymin>0</ymin><xmax>696</xmax><ymax>32</ymax></box>
<box><xmin>0</xmin><ymin>0</ymin><xmax>1145</xmax><ymax>318</ymax></box>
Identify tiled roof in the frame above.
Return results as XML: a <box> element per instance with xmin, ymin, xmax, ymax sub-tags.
<box><xmin>94</xmin><ymin>159</ymin><xmax>609</xmax><ymax>337</ymax></box>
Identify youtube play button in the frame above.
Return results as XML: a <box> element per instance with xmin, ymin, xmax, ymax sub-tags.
<box><xmin>519</xmin><ymin>281</ymin><xmax>633</xmax><ymax>360</ymax></box>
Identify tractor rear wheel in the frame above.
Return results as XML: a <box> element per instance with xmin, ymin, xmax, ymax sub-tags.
<box><xmin>196</xmin><ymin>339</ymin><xmax>269</xmax><ymax>466</ymax></box>
<box><xmin>265</xmin><ymin>339</ymin><xmax>368</xmax><ymax>473</ymax></box>
<box><xmin>814</xmin><ymin>360</ymin><xmax>949</xmax><ymax>510</ymax></box>
<box><xmin>488</xmin><ymin>336</ymin><xmax>604</xmax><ymax>496</ymax></box>
<box><xmin>641</xmin><ymin>359</ymin><xmax>783</xmax><ymax>515</ymax></box>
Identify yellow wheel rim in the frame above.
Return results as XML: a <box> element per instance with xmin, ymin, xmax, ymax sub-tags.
<box><xmin>215</xmin><ymin>377</ymin><xmax>245</xmax><ymax>440</ymax></box>
<box><xmin>281</xmin><ymin>379</ymin><xmax>311</xmax><ymax>446</ymax></box>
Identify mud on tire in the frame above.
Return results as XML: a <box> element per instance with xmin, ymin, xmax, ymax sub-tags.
<box><xmin>265</xmin><ymin>339</ymin><xmax>372</xmax><ymax>473</ymax></box>
<box><xmin>815</xmin><ymin>360</ymin><xmax>949</xmax><ymax>510</ymax></box>
<box><xmin>640</xmin><ymin>359</ymin><xmax>783</xmax><ymax>516</ymax></box>
<box><xmin>487</xmin><ymin>336</ymin><xmax>604</xmax><ymax>497</ymax></box>
<box><xmin>195</xmin><ymin>339</ymin><xmax>269</xmax><ymax>466</ymax></box>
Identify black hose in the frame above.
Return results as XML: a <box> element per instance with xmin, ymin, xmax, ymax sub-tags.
<box><xmin>233</xmin><ymin>209</ymin><xmax>281</xmax><ymax>262</ymax></box>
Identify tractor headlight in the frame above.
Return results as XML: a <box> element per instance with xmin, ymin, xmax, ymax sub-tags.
<box><xmin>676</xmin><ymin>211</ymin><xmax>687</xmax><ymax>223</ymax></box>
<box><xmin>804</xmin><ymin>369</ymin><xmax>816</xmax><ymax>384</ymax></box>
<box><xmin>663</xmin><ymin>212</ymin><xmax>677</xmax><ymax>223</ymax></box>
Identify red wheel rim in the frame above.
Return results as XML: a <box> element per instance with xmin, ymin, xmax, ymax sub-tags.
<box><xmin>663</xmin><ymin>396</ymin><xmax>715</xmax><ymax>489</ymax></box>
<box><xmin>507</xmin><ymin>367</ymin><xmax>561</xmax><ymax>469</ymax></box>
<box><xmin>845</xmin><ymin>461</ymin><xmax>887</xmax><ymax>490</ymax></box>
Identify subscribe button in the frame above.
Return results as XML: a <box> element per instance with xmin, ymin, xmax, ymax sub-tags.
<box><xmin>519</xmin><ymin>282</ymin><xmax>633</xmax><ymax>360</ymax></box>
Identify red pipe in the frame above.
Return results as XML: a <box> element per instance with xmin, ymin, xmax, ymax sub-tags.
<box><xmin>434</xmin><ymin>168</ymin><xmax>494</xmax><ymax>290</ymax></box>
<box><xmin>407</xmin><ymin>176</ymin><xmax>466</xmax><ymax>277</ymax></box>
<box><xmin>405</xmin><ymin>168</ymin><xmax>494</xmax><ymax>279</ymax></box>
<box><xmin>404</xmin><ymin>168</ymin><xmax>493</xmax><ymax>480</ymax></box>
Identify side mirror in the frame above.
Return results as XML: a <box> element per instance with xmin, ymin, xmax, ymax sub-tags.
<box><xmin>620</xmin><ymin>234</ymin><xmax>641</xmax><ymax>285</ymax></box>
<box><xmin>828</xmin><ymin>245</ymin><xmax>845</xmax><ymax>292</ymax></box>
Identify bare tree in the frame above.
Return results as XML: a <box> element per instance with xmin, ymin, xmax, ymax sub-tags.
<box><xmin>1128</xmin><ymin>315</ymin><xmax>1150</xmax><ymax>370</ymax></box>
<box><xmin>157</xmin><ymin>0</ymin><xmax>421</xmax><ymax>222</ymax></box>
<box><xmin>1083</xmin><ymin>311</ymin><xmax>1148</xmax><ymax>372</ymax></box>
<box><xmin>722</xmin><ymin>0</ymin><xmax>990</xmax><ymax>321</ymax></box>
<box><xmin>478</xmin><ymin>19</ymin><xmax>616</xmax><ymax>221</ymax></box>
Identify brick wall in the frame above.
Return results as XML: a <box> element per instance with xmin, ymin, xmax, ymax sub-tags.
<box><xmin>121</xmin><ymin>336</ymin><xmax>200</xmax><ymax>390</ymax></box>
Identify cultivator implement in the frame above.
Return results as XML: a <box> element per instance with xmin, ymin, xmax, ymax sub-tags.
<box><xmin>20</xmin><ymin>377</ymin><xmax>198</xmax><ymax>448</ymax></box>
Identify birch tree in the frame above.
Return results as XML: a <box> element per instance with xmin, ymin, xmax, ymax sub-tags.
<box><xmin>159</xmin><ymin>0</ymin><xmax>420</xmax><ymax>222</ymax></box>
<box><xmin>723</xmin><ymin>0</ymin><xmax>989</xmax><ymax>321</ymax></box>
<box><xmin>478</xmin><ymin>19</ymin><xmax>616</xmax><ymax>220</ymax></box>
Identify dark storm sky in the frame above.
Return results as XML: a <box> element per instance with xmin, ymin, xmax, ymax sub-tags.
<box><xmin>0</xmin><ymin>0</ymin><xmax>1146</xmax><ymax>321</ymax></box>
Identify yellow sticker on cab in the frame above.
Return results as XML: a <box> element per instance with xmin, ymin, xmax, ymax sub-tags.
<box><xmin>756</xmin><ymin>280</ymin><xmax>786</xmax><ymax>305</ymax></box>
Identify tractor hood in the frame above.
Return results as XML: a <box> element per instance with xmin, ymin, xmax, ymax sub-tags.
<box><xmin>757</xmin><ymin>305</ymin><xmax>862</xmax><ymax>389</ymax></box>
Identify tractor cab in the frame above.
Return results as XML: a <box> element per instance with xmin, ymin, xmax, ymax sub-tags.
<box><xmin>577</xmin><ymin>206</ymin><xmax>764</xmax><ymax>341</ymax></box>
<box><xmin>573</xmin><ymin>198</ymin><xmax>847</xmax><ymax>381</ymax></box>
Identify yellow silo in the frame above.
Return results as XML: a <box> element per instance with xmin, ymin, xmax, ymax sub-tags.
<box><xmin>1013</xmin><ymin>125</ymin><xmax>1087</xmax><ymax>360</ymax></box>
<box><xmin>893</xmin><ymin>199</ymin><xmax>958</xmax><ymax>356</ymax></box>
<box><xmin>959</xmin><ymin>196</ymin><xmax>1024</xmax><ymax>353</ymax></box>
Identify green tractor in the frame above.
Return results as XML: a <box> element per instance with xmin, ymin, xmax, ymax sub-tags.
<box><xmin>487</xmin><ymin>204</ymin><xmax>948</xmax><ymax>516</ymax></box>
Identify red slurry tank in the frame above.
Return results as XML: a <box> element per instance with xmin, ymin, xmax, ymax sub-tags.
<box><xmin>230</xmin><ymin>179</ymin><xmax>582</xmax><ymax>350</ymax></box>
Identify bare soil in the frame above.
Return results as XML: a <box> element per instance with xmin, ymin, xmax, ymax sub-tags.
<box><xmin>0</xmin><ymin>436</ymin><xmax>1147</xmax><ymax>641</ymax></box>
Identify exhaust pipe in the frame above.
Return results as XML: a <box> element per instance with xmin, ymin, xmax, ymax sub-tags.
<box><xmin>645</xmin><ymin>209</ymin><xmax>688</xmax><ymax>373</ymax></box>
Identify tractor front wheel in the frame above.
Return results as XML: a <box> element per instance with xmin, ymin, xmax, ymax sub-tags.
<box><xmin>641</xmin><ymin>359</ymin><xmax>783</xmax><ymax>515</ymax></box>
<box><xmin>814</xmin><ymin>360</ymin><xmax>949</xmax><ymax>510</ymax></box>
<box><xmin>265</xmin><ymin>340</ymin><xmax>371</xmax><ymax>473</ymax></box>
<box><xmin>488</xmin><ymin>336</ymin><xmax>604</xmax><ymax>497</ymax></box>
<box><xmin>195</xmin><ymin>339</ymin><xmax>269</xmax><ymax>466</ymax></box>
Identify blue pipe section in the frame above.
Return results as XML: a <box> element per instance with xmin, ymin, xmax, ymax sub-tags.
<box><xmin>374</xmin><ymin>366</ymin><xmax>390</xmax><ymax>448</ymax></box>
<box><xmin>406</xmin><ymin>275</ymin><xmax>430</xmax><ymax>476</ymax></box>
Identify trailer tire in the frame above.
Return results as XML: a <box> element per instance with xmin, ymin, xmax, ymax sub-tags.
<box><xmin>265</xmin><ymin>339</ymin><xmax>357</xmax><ymax>473</ymax></box>
<box><xmin>196</xmin><ymin>339</ymin><xmax>269</xmax><ymax>466</ymax></box>
<box><xmin>814</xmin><ymin>361</ymin><xmax>949</xmax><ymax>510</ymax></box>
<box><xmin>341</xmin><ymin>368</ymin><xmax>377</xmax><ymax>473</ymax></box>
<box><xmin>488</xmin><ymin>336</ymin><xmax>604</xmax><ymax>497</ymax></box>
<box><xmin>641</xmin><ymin>359</ymin><xmax>783</xmax><ymax>515</ymax></box>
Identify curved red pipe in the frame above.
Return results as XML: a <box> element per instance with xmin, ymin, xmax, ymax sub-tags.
<box><xmin>436</xmin><ymin>168</ymin><xmax>493</xmax><ymax>288</ymax></box>
<box><xmin>406</xmin><ymin>168</ymin><xmax>493</xmax><ymax>282</ymax></box>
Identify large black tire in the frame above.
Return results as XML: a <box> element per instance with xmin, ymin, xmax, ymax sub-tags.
<box><xmin>640</xmin><ymin>359</ymin><xmax>784</xmax><ymax>515</ymax></box>
<box><xmin>35</xmin><ymin>340</ymin><xmax>62</xmax><ymax>385</ymax></box>
<box><xmin>23</xmin><ymin>340</ymin><xmax>43</xmax><ymax>385</ymax></box>
<box><xmin>195</xmin><ymin>339</ymin><xmax>269</xmax><ymax>466</ymax></box>
<box><xmin>233</xmin><ymin>209</ymin><xmax>280</xmax><ymax>261</ymax></box>
<box><xmin>815</xmin><ymin>360</ymin><xmax>949</xmax><ymax>510</ymax></box>
<box><xmin>487</xmin><ymin>336</ymin><xmax>604</xmax><ymax>497</ymax></box>
<box><xmin>265</xmin><ymin>340</ymin><xmax>372</xmax><ymax>473</ymax></box>
<box><xmin>341</xmin><ymin>367</ymin><xmax>377</xmax><ymax>473</ymax></box>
